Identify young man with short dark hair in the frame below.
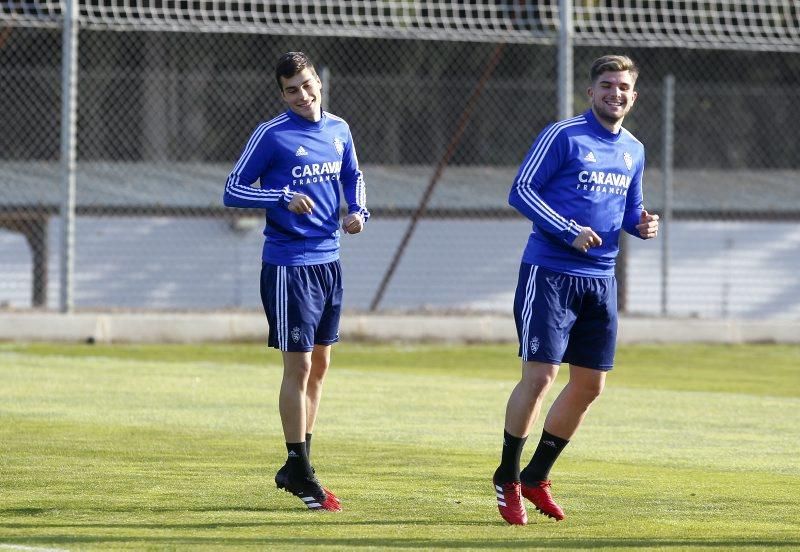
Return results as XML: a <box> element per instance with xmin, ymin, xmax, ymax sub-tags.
<box><xmin>224</xmin><ymin>51</ymin><xmax>369</xmax><ymax>512</ymax></box>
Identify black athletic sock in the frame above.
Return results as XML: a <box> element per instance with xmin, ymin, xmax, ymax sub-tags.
<box><xmin>285</xmin><ymin>441</ymin><xmax>314</xmax><ymax>480</ymax></box>
<box><xmin>305</xmin><ymin>433</ymin><xmax>312</xmax><ymax>459</ymax></box>
<box><xmin>493</xmin><ymin>430</ymin><xmax>527</xmax><ymax>484</ymax></box>
<box><xmin>520</xmin><ymin>430</ymin><xmax>570</xmax><ymax>483</ymax></box>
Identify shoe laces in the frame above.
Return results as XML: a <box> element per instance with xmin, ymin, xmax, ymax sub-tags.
<box><xmin>502</xmin><ymin>481</ymin><xmax>524</xmax><ymax>504</ymax></box>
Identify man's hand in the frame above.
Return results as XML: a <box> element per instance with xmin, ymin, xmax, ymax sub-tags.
<box><xmin>342</xmin><ymin>213</ymin><xmax>364</xmax><ymax>234</ymax></box>
<box><xmin>571</xmin><ymin>226</ymin><xmax>602</xmax><ymax>253</ymax></box>
<box><xmin>287</xmin><ymin>194</ymin><xmax>314</xmax><ymax>214</ymax></box>
<box><xmin>636</xmin><ymin>209</ymin><xmax>659</xmax><ymax>239</ymax></box>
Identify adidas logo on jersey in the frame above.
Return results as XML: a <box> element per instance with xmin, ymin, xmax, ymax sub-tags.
<box><xmin>583</xmin><ymin>151</ymin><xmax>597</xmax><ymax>162</ymax></box>
<box><xmin>295</xmin><ymin>146</ymin><xmax>309</xmax><ymax>157</ymax></box>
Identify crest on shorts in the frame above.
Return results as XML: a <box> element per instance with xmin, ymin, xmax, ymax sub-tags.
<box><xmin>529</xmin><ymin>336</ymin><xmax>540</xmax><ymax>355</ymax></box>
<box><xmin>291</xmin><ymin>326</ymin><xmax>301</xmax><ymax>343</ymax></box>
<box><xmin>333</xmin><ymin>137</ymin><xmax>345</xmax><ymax>156</ymax></box>
<box><xmin>623</xmin><ymin>152</ymin><xmax>633</xmax><ymax>171</ymax></box>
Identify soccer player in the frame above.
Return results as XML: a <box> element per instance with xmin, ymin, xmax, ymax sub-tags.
<box><xmin>493</xmin><ymin>55</ymin><xmax>659</xmax><ymax>525</ymax></box>
<box><xmin>223</xmin><ymin>51</ymin><xmax>369</xmax><ymax>512</ymax></box>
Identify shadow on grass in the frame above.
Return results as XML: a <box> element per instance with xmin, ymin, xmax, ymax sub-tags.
<box><xmin>1</xmin><ymin>536</ymin><xmax>798</xmax><ymax>549</ymax></box>
<box><xmin>1</xmin><ymin>519</ymin><xmax>493</xmax><ymax>530</ymax></box>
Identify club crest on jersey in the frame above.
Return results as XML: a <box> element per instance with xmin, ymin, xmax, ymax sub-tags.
<box><xmin>291</xmin><ymin>326</ymin><xmax>301</xmax><ymax>343</ymax></box>
<box><xmin>623</xmin><ymin>152</ymin><xmax>633</xmax><ymax>171</ymax></box>
<box><xmin>529</xmin><ymin>336</ymin><xmax>540</xmax><ymax>355</ymax></box>
<box><xmin>333</xmin><ymin>137</ymin><xmax>344</xmax><ymax>156</ymax></box>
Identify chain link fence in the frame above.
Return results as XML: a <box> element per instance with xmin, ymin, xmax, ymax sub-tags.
<box><xmin>1</xmin><ymin>2</ymin><xmax>799</xmax><ymax>318</ymax></box>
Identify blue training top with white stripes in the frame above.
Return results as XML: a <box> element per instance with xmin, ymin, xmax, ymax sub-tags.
<box><xmin>509</xmin><ymin>108</ymin><xmax>646</xmax><ymax>277</ymax></box>
<box><xmin>223</xmin><ymin>109</ymin><xmax>369</xmax><ymax>266</ymax></box>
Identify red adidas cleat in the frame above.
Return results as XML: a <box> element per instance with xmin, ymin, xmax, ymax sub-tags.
<box><xmin>493</xmin><ymin>479</ymin><xmax>528</xmax><ymax>525</ymax></box>
<box><xmin>321</xmin><ymin>486</ymin><xmax>341</xmax><ymax>506</ymax></box>
<box><xmin>281</xmin><ymin>475</ymin><xmax>342</xmax><ymax>512</ymax></box>
<box><xmin>521</xmin><ymin>480</ymin><xmax>565</xmax><ymax>520</ymax></box>
<box><xmin>276</xmin><ymin>465</ymin><xmax>341</xmax><ymax>506</ymax></box>
<box><xmin>312</xmin><ymin>486</ymin><xmax>342</xmax><ymax>512</ymax></box>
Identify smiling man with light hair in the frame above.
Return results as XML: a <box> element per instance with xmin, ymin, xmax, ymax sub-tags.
<box><xmin>492</xmin><ymin>54</ymin><xmax>659</xmax><ymax>525</ymax></box>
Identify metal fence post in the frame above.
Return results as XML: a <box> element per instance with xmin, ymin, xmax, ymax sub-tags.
<box><xmin>59</xmin><ymin>0</ymin><xmax>79</xmax><ymax>313</ymax></box>
<box><xmin>661</xmin><ymin>75</ymin><xmax>675</xmax><ymax>316</ymax></box>
<box><xmin>320</xmin><ymin>65</ymin><xmax>330</xmax><ymax>112</ymax></box>
<box><xmin>557</xmin><ymin>0</ymin><xmax>573</xmax><ymax>119</ymax></box>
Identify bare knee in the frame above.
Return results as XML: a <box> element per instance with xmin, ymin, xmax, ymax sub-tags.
<box><xmin>519</xmin><ymin>362</ymin><xmax>559</xmax><ymax>396</ymax></box>
<box><xmin>575</xmin><ymin>379</ymin><xmax>604</xmax><ymax>402</ymax></box>
<box><xmin>567</xmin><ymin>367</ymin><xmax>606</xmax><ymax>403</ymax></box>
<box><xmin>283</xmin><ymin>352</ymin><xmax>313</xmax><ymax>388</ymax></box>
<box><xmin>309</xmin><ymin>345</ymin><xmax>331</xmax><ymax>386</ymax></box>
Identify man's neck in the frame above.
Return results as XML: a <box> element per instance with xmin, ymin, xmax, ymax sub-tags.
<box><xmin>591</xmin><ymin>107</ymin><xmax>623</xmax><ymax>134</ymax></box>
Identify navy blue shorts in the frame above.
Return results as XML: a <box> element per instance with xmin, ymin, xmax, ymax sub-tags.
<box><xmin>513</xmin><ymin>263</ymin><xmax>618</xmax><ymax>371</ymax></box>
<box><xmin>260</xmin><ymin>260</ymin><xmax>343</xmax><ymax>352</ymax></box>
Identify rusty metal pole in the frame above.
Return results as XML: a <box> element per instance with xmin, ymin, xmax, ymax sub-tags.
<box><xmin>369</xmin><ymin>43</ymin><xmax>506</xmax><ymax>311</ymax></box>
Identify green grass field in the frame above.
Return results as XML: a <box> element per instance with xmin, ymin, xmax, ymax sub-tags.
<box><xmin>1</xmin><ymin>342</ymin><xmax>799</xmax><ymax>551</ymax></box>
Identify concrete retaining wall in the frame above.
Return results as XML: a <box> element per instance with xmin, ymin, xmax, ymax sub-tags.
<box><xmin>0</xmin><ymin>312</ymin><xmax>797</xmax><ymax>344</ymax></box>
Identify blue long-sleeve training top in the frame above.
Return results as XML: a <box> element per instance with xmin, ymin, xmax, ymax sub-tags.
<box><xmin>509</xmin><ymin>108</ymin><xmax>646</xmax><ymax>277</ymax></box>
<box><xmin>223</xmin><ymin>109</ymin><xmax>369</xmax><ymax>266</ymax></box>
